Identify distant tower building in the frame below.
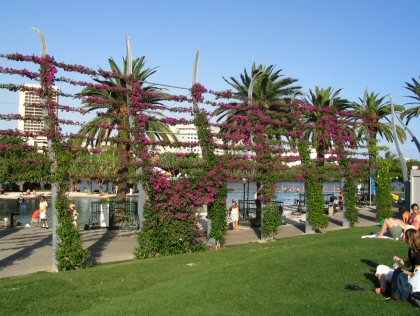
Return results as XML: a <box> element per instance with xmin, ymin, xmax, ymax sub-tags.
<box><xmin>18</xmin><ymin>83</ymin><xmax>58</xmax><ymax>148</ymax></box>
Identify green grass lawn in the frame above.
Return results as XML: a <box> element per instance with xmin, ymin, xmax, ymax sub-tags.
<box><xmin>0</xmin><ymin>226</ymin><xmax>418</xmax><ymax>315</ymax></box>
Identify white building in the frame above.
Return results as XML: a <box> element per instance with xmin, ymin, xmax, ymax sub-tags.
<box><xmin>18</xmin><ymin>83</ymin><xmax>58</xmax><ymax>148</ymax></box>
<box><xmin>157</xmin><ymin>124</ymin><xmax>223</xmax><ymax>156</ymax></box>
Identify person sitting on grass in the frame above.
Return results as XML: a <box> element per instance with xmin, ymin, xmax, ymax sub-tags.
<box><xmin>378</xmin><ymin>203</ymin><xmax>420</xmax><ymax>239</ymax></box>
<box><xmin>397</xmin><ymin>207</ymin><xmax>411</xmax><ymax>224</ymax></box>
<box><xmin>375</xmin><ymin>229</ymin><xmax>420</xmax><ymax>295</ymax></box>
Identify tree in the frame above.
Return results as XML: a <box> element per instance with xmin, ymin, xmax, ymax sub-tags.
<box><xmin>0</xmin><ymin>135</ymin><xmax>50</xmax><ymax>184</ymax></box>
<box><xmin>302</xmin><ymin>87</ymin><xmax>350</xmax><ymax>167</ymax></box>
<box><xmin>75</xmin><ymin>57</ymin><xmax>174</xmax><ymax>201</ymax></box>
<box><xmin>353</xmin><ymin>91</ymin><xmax>406</xmax><ymax>144</ymax></box>
<box><xmin>352</xmin><ymin>91</ymin><xmax>406</xmax><ymax>179</ymax></box>
<box><xmin>402</xmin><ymin>76</ymin><xmax>420</xmax><ymax>124</ymax></box>
<box><xmin>215</xmin><ymin>64</ymin><xmax>301</xmax><ymax>197</ymax></box>
<box><xmin>215</xmin><ymin>63</ymin><xmax>301</xmax><ymax>135</ymax></box>
<box><xmin>383</xmin><ymin>150</ymin><xmax>403</xmax><ymax>180</ymax></box>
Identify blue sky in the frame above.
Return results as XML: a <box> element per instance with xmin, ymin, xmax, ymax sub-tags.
<box><xmin>0</xmin><ymin>0</ymin><xmax>419</xmax><ymax>158</ymax></box>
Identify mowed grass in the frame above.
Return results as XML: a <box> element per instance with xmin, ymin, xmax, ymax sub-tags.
<box><xmin>0</xmin><ymin>226</ymin><xmax>418</xmax><ymax>315</ymax></box>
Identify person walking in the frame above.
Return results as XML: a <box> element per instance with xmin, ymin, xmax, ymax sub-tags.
<box><xmin>39</xmin><ymin>196</ymin><xmax>49</xmax><ymax>229</ymax></box>
<box><xmin>229</xmin><ymin>200</ymin><xmax>240</xmax><ymax>232</ymax></box>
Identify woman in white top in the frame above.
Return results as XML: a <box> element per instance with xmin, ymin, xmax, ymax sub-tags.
<box><xmin>229</xmin><ymin>200</ymin><xmax>240</xmax><ymax>232</ymax></box>
<box><xmin>39</xmin><ymin>196</ymin><xmax>49</xmax><ymax>229</ymax></box>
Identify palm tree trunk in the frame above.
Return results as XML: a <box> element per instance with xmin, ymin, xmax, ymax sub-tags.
<box><xmin>316</xmin><ymin>143</ymin><xmax>326</xmax><ymax>167</ymax></box>
<box><xmin>111</xmin><ymin>143</ymin><xmax>130</xmax><ymax>228</ymax></box>
<box><xmin>116</xmin><ymin>143</ymin><xmax>128</xmax><ymax>201</ymax></box>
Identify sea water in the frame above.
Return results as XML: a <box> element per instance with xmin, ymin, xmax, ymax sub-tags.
<box><xmin>0</xmin><ymin>181</ymin><xmax>340</xmax><ymax>227</ymax></box>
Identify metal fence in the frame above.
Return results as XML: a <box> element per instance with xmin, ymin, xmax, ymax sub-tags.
<box><xmin>238</xmin><ymin>200</ymin><xmax>284</xmax><ymax>227</ymax></box>
<box><xmin>86</xmin><ymin>200</ymin><xmax>139</xmax><ymax>230</ymax></box>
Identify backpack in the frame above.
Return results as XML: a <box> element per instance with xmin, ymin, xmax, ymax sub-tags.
<box><xmin>390</xmin><ymin>268</ymin><xmax>413</xmax><ymax>301</ymax></box>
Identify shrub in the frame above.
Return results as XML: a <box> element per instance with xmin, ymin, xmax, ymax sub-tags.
<box><xmin>262</xmin><ymin>202</ymin><xmax>281</xmax><ymax>239</ymax></box>
<box><xmin>306</xmin><ymin>178</ymin><xmax>329</xmax><ymax>231</ymax></box>
<box><xmin>298</xmin><ymin>139</ymin><xmax>328</xmax><ymax>232</ymax></box>
<box><xmin>345</xmin><ymin>176</ymin><xmax>358</xmax><ymax>226</ymax></box>
<box><xmin>207</xmin><ymin>184</ymin><xmax>228</xmax><ymax>245</ymax></box>
<box><xmin>55</xmin><ymin>193</ymin><xmax>90</xmax><ymax>270</ymax></box>
<box><xmin>376</xmin><ymin>158</ymin><xmax>393</xmax><ymax>221</ymax></box>
<box><xmin>135</xmin><ymin>172</ymin><xmax>206</xmax><ymax>259</ymax></box>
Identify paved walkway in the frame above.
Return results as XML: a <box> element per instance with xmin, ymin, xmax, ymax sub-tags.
<box><xmin>0</xmin><ymin>207</ymin><xmax>379</xmax><ymax>279</ymax></box>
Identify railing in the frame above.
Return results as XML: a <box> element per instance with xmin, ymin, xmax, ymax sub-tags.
<box><xmin>297</xmin><ymin>192</ymin><xmax>339</xmax><ymax>213</ymax></box>
<box><xmin>238</xmin><ymin>200</ymin><xmax>283</xmax><ymax>227</ymax></box>
<box><xmin>86</xmin><ymin>200</ymin><xmax>139</xmax><ymax>230</ymax></box>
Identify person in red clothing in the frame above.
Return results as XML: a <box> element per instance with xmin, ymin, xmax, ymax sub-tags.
<box><xmin>31</xmin><ymin>210</ymin><xmax>40</xmax><ymax>223</ymax></box>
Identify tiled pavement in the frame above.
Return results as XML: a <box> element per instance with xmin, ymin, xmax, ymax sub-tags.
<box><xmin>0</xmin><ymin>207</ymin><xmax>379</xmax><ymax>278</ymax></box>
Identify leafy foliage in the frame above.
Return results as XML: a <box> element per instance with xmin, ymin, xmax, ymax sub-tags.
<box><xmin>76</xmin><ymin>57</ymin><xmax>174</xmax><ymax>201</ymax></box>
<box><xmin>353</xmin><ymin>91</ymin><xmax>406</xmax><ymax>143</ymax></box>
<box><xmin>0</xmin><ymin>136</ymin><xmax>50</xmax><ymax>183</ymax></box>
<box><xmin>55</xmin><ymin>195</ymin><xmax>90</xmax><ymax>270</ymax></box>
<box><xmin>376</xmin><ymin>158</ymin><xmax>394</xmax><ymax>221</ymax></box>
<box><xmin>402</xmin><ymin>76</ymin><xmax>420</xmax><ymax>124</ymax></box>
<box><xmin>215</xmin><ymin>63</ymin><xmax>301</xmax><ymax>135</ymax></box>
<box><xmin>344</xmin><ymin>173</ymin><xmax>358</xmax><ymax>226</ymax></box>
<box><xmin>262</xmin><ymin>202</ymin><xmax>281</xmax><ymax>239</ymax></box>
<box><xmin>298</xmin><ymin>139</ymin><xmax>329</xmax><ymax>231</ymax></box>
<box><xmin>194</xmin><ymin>110</ymin><xmax>228</xmax><ymax>245</ymax></box>
<box><xmin>134</xmin><ymin>171</ymin><xmax>205</xmax><ymax>259</ymax></box>
<box><xmin>303</xmin><ymin>87</ymin><xmax>350</xmax><ymax>166</ymax></box>
<box><xmin>54</xmin><ymin>145</ymin><xmax>90</xmax><ymax>270</ymax></box>
<box><xmin>207</xmin><ymin>184</ymin><xmax>228</xmax><ymax>244</ymax></box>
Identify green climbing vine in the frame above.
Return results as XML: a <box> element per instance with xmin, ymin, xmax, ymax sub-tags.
<box><xmin>298</xmin><ymin>139</ymin><xmax>329</xmax><ymax>231</ymax></box>
<box><xmin>262</xmin><ymin>202</ymin><xmax>281</xmax><ymax>239</ymax></box>
<box><xmin>376</xmin><ymin>158</ymin><xmax>393</xmax><ymax>221</ymax></box>
<box><xmin>341</xmin><ymin>159</ymin><xmax>358</xmax><ymax>226</ymax></box>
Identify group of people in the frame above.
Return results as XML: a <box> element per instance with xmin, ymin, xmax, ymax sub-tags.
<box><xmin>31</xmin><ymin>196</ymin><xmax>49</xmax><ymax>228</ymax></box>
<box><xmin>31</xmin><ymin>197</ymin><xmax>79</xmax><ymax>228</ymax></box>
<box><xmin>375</xmin><ymin>203</ymin><xmax>420</xmax><ymax>299</ymax></box>
<box><xmin>378</xmin><ymin>203</ymin><xmax>420</xmax><ymax>239</ymax></box>
<box><xmin>25</xmin><ymin>189</ymin><xmax>37</xmax><ymax>196</ymax></box>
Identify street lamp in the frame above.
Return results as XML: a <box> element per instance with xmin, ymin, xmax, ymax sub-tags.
<box><xmin>242</xmin><ymin>178</ymin><xmax>247</xmax><ymax>212</ymax></box>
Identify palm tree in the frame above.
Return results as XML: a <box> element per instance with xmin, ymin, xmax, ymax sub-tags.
<box><xmin>215</xmin><ymin>63</ymin><xmax>301</xmax><ymax>136</ymax></box>
<box><xmin>383</xmin><ymin>150</ymin><xmax>403</xmax><ymax>180</ymax></box>
<box><xmin>76</xmin><ymin>57</ymin><xmax>174</xmax><ymax>201</ymax></box>
<box><xmin>302</xmin><ymin>87</ymin><xmax>351</xmax><ymax>167</ymax></box>
<box><xmin>214</xmin><ymin>63</ymin><xmax>301</xmax><ymax>203</ymax></box>
<box><xmin>352</xmin><ymin>91</ymin><xmax>406</xmax><ymax>144</ymax></box>
<box><xmin>352</xmin><ymin>91</ymin><xmax>406</xmax><ymax>184</ymax></box>
<box><xmin>402</xmin><ymin>76</ymin><xmax>420</xmax><ymax>124</ymax></box>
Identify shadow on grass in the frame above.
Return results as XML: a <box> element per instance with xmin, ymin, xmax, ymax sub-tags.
<box><xmin>361</xmin><ymin>258</ymin><xmax>379</xmax><ymax>288</ymax></box>
<box><xmin>361</xmin><ymin>258</ymin><xmax>379</xmax><ymax>268</ymax></box>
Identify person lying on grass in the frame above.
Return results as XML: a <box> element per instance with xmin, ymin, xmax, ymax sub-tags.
<box><xmin>375</xmin><ymin>229</ymin><xmax>420</xmax><ymax>295</ymax></box>
<box><xmin>378</xmin><ymin>203</ymin><xmax>420</xmax><ymax>239</ymax></box>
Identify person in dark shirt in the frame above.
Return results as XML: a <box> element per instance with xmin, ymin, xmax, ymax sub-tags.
<box><xmin>375</xmin><ymin>229</ymin><xmax>420</xmax><ymax>295</ymax></box>
<box><xmin>394</xmin><ymin>229</ymin><xmax>420</xmax><ymax>274</ymax></box>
